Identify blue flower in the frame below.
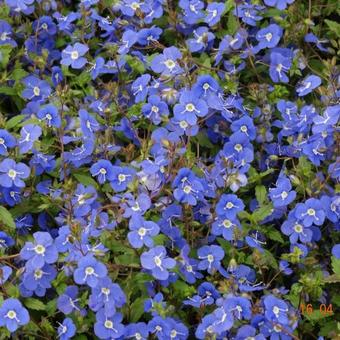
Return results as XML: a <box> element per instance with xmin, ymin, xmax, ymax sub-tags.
<box><xmin>305</xmin><ymin>33</ymin><xmax>329</xmax><ymax>52</ymax></box>
<box><xmin>140</xmin><ymin>245</ymin><xmax>176</xmax><ymax>280</ymax></box>
<box><xmin>79</xmin><ymin>109</ymin><xmax>100</xmax><ymax>137</ymax></box>
<box><xmin>88</xmin><ymin>277</ymin><xmax>126</xmax><ymax>316</ymax></box>
<box><xmin>179</xmin><ymin>0</ymin><xmax>204</xmax><ymax>24</ymax></box>
<box><xmin>211</xmin><ymin>217</ymin><xmax>241</xmax><ymax>241</ymax></box>
<box><xmin>269</xmin><ymin>175</ymin><xmax>296</xmax><ymax>207</ymax></box>
<box><xmin>0</xmin><ymin>20</ymin><xmax>17</xmax><ymax>47</ymax></box>
<box><xmin>61</xmin><ymin>43</ymin><xmax>89</xmax><ymax>69</ymax></box>
<box><xmin>57</xmin><ymin>286</ymin><xmax>83</xmax><ymax>315</ymax></box>
<box><xmin>235</xmin><ymin>4</ymin><xmax>263</xmax><ymax>26</ymax></box>
<box><xmin>20</xmin><ymin>231</ymin><xmax>58</xmax><ymax>271</ymax></box>
<box><xmin>94</xmin><ymin>310</ymin><xmax>125</xmax><ymax>339</ymax></box>
<box><xmin>131</xmin><ymin>74</ymin><xmax>151</xmax><ymax>103</ymax></box>
<box><xmin>205</xmin><ymin>2</ymin><xmax>225</xmax><ymax>26</ymax></box>
<box><xmin>172</xmin><ymin>168</ymin><xmax>204</xmax><ymax>205</ymax></box>
<box><xmin>256</xmin><ymin>24</ymin><xmax>283</xmax><ymax>50</ymax></box>
<box><xmin>216</xmin><ymin>194</ymin><xmax>245</xmax><ymax>219</ymax></box>
<box><xmin>174</xmin><ymin>90</ymin><xmax>208</xmax><ymax>125</ymax></box>
<box><xmin>20</xmin><ymin>264</ymin><xmax>57</xmax><ymax>297</ymax></box>
<box><xmin>192</xmin><ymin>74</ymin><xmax>220</xmax><ymax>99</ymax></box>
<box><xmin>128</xmin><ymin>215</ymin><xmax>160</xmax><ymax>248</ymax></box>
<box><xmin>22</xmin><ymin>75</ymin><xmax>51</xmax><ymax>101</ymax></box>
<box><xmin>110</xmin><ymin>166</ymin><xmax>135</xmax><ymax>192</ymax></box>
<box><xmin>0</xmin><ymin>129</ymin><xmax>16</xmax><ymax>156</ymax></box>
<box><xmin>263</xmin><ymin>295</ymin><xmax>289</xmax><ymax>325</ymax></box>
<box><xmin>281</xmin><ymin>217</ymin><xmax>313</xmax><ymax>243</ymax></box>
<box><xmin>235</xmin><ymin>325</ymin><xmax>266</xmax><ymax>340</ymax></box>
<box><xmin>37</xmin><ymin>104</ymin><xmax>61</xmax><ymax>128</ymax></box>
<box><xmin>264</xmin><ymin>0</ymin><xmax>294</xmax><ymax>10</ymax></box>
<box><xmin>0</xmin><ymin>158</ymin><xmax>30</xmax><ymax>188</ymax></box>
<box><xmin>0</xmin><ymin>298</ymin><xmax>29</xmax><ymax>333</ymax></box>
<box><xmin>90</xmin><ymin>159</ymin><xmax>114</xmax><ymax>184</ymax></box>
<box><xmin>73</xmin><ymin>255</ymin><xmax>107</xmax><ymax>287</ymax></box>
<box><xmin>0</xmin><ymin>265</ymin><xmax>12</xmax><ymax>285</ymax></box>
<box><xmin>197</xmin><ymin>245</ymin><xmax>224</xmax><ymax>273</ymax></box>
<box><xmin>332</xmin><ymin>244</ymin><xmax>340</xmax><ymax>259</ymax></box>
<box><xmin>125</xmin><ymin>322</ymin><xmax>149</xmax><ymax>339</ymax></box>
<box><xmin>151</xmin><ymin>47</ymin><xmax>183</xmax><ymax>76</ymax></box>
<box><xmin>142</xmin><ymin>95</ymin><xmax>169</xmax><ymax>125</ymax></box>
<box><xmin>18</xmin><ymin>124</ymin><xmax>42</xmax><ymax>154</ymax></box>
<box><xmin>269</xmin><ymin>51</ymin><xmax>292</xmax><ymax>83</ymax></box>
<box><xmin>296</xmin><ymin>75</ymin><xmax>322</xmax><ymax>96</ymax></box>
<box><xmin>57</xmin><ymin>318</ymin><xmax>76</xmax><ymax>340</ymax></box>
<box><xmin>186</xmin><ymin>27</ymin><xmax>215</xmax><ymax>53</ymax></box>
<box><xmin>223</xmin><ymin>296</ymin><xmax>252</xmax><ymax>322</ymax></box>
<box><xmin>230</xmin><ymin>115</ymin><xmax>256</xmax><ymax>140</ymax></box>
<box><xmin>294</xmin><ymin>198</ymin><xmax>325</xmax><ymax>226</ymax></box>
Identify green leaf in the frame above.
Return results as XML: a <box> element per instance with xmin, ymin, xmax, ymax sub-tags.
<box><xmin>125</xmin><ymin>55</ymin><xmax>145</xmax><ymax>74</ymax></box>
<box><xmin>255</xmin><ymin>185</ymin><xmax>267</xmax><ymax>205</ymax></box>
<box><xmin>73</xmin><ymin>172</ymin><xmax>99</xmax><ymax>188</ymax></box>
<box><xmin>0</xmin><ymin>44</ymin><xmax>13</xmax><ymax>68</ymax></box>
<box><xmin>265</xmin><ymin>226</ymin><xmax>285</xmax><ymax>243</ymax></box>
<box><xmin>251</xmin><ymin>204</ymin><xmax>273</xmax><ymax>223</ymax></box>
<box><xmin>24</xmin><ymin>298</ymin><xmax>46</xmax><ymax>311</ymax></box>
<box><xmin>5</xmin><ymin>114</ymin><xmax>25</xmax><ymax>130</ymax></box>
<box><xmin>325</xmin><ymin>19</ymin><xmax>340</xmax><ymax>37</ymax></box>
<box><xmin>0</xmin><ymin>206</ymin><xmax>16</xmax><ymax>230</ymax></box>
<box><xmin>331</xmin><ymin>257</ymin><xmax>340</xmax><ymax>277</ymax></box>
<box><xmin>129</xmin><ymin>297</ymin><xmax>145</xmax><ymax>322</ymax></box>
<box><xmin>0</xmin><ymin>86</ymin><xmax>16</xmax><ymax>96</ymax></box>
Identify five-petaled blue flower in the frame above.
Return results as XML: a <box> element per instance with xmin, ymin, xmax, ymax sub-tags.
<box><xmin>0</xmin><ymin>298</ymin><xmax>29</xmax><ymax>333</ymax></box>
<box><xmin>140</xmin><ymin>245</ymin><xmax>176</xmax><ymax>280</ymax></box>
<box><xmin>61</xmin><ymin>43</ymin><xmax>89</xmax><ymax>69</ymax></box>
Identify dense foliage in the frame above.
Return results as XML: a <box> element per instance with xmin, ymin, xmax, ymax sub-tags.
<box><xmin>0</xmin><ymin>0</ymin><xmax>339</xmax><ymax>339</ymax></box>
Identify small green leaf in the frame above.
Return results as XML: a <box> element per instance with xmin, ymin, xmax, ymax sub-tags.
<box><xmin>0</xmin><ymin>206</ymin><xmax>16</xmax><ymax>230</ymax></box>
<box><xmin>5</xmin><ymin>114</ymin><xmax>25</xmax><ymax>130</ymax></box>
<box><xmin>255</xmin><ymin>185</ymin><xmax>267</xmax><ymax>205</ymax></box>
<box><xmin>73</xmin><ymin>172</ymin><xmax>98</xmax><ymax>188</ymax></box>
<box><xmin>251</xmin><ymin>204</ymin><xmax>273</xmax><ymax>223</ymax></box>
<box><xmin>129</xmin><ymin>297</ymin><xmax>145</xmax><ymax>322</ymax></box>
<box><xmin>325</xmin><ymin>19</ymin><xmax>340</xmax><ymax>37</ymax></box>
<box><xmin>24</xmin><ymin>298</ymin><xmax>46</xmax><ymax>311</ymax></box>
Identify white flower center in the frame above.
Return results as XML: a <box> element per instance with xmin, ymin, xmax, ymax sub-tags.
<box><xmin>294</xmin><ymin>224</ymin><xmax>303</xmax><ymax>233</ymax></box>
<box><xmin>99</xmin><ymin>168</ymin><xmax>106</xmax><ymax>174</ymax></box>
<box><xmin>281</xmin><ymin>191</ymin><xmax>288</xmax><ymax>199</ymax></box>
<box><xmin>179</xmin><ymin>121</ymin><xmax>188</xmax><ymax>129</ymax></box>
<box><xmin>183</xmin><ymin>185</ymin><xmax>192</xmax><ymax>194</ymax></box>
<box><xmin>234</xmin><ymin>144</ymin><xmax>243</xmax><ymax>152</ymax></box>
<box><xmin>85</xmin><ymin>266</ymin><xmax>94</xmax><ymax>275</ymax></box>
<box><xmin>164</xmin><ymin>59</ymin><xmax>175</xmax><ymax>69</ymax></box>
<box><xmin>71</xmin><ymin>51</ymin><xmax>79</xmax><ymax>60</ymax></box>
<box><xmin>33</xmin><ymin>87</ymin><xmax>40</xmax><ymax>96</ymax></box>
<box><xmin>6</xmin><ymin>310</ymin><xmax>17</xmax><ymax>320</ymax></box>
<box><xmin>8</xmin><ymin>169</ymin><xmax>17</xmax><ymax>179</ymax></box>
<box><xmin>151</xmin><ymin>105</ymin><xmax>159</xmax><ymax>113</ymax></box>
<box><xmin>104</xmin><ymin>320</ymin><xmax>113</xmax><ymax>329</ymax></box>
<box><xmin>138</xmin><ymin>227</ymin><xmax>146</xmax><ymax>236</ymax></box>
<box><xmin>154</xmin><ymin>256</ymin><xmax>162</xmax><ymax>267</ymax></box>
<box><xmin>118</xmin><ymin>174</ymin><xmax>126</xmax><ymax>182</ymax></box>
<box><xmin>185</xmin><ymin>103</ymin><xmax>195</xmax><ymax>112</ymax></box>
<box><xmin>223</xmin><ymin>219</ymin><xmax>232</xmax><ymax>228</ymax></box>
<box><xmin>226</xmin><ymin>202</ymin><xmax>234</xmax><ymax>209</ymax></box>
<box><xmin>35</xmin><ymin>244</ymin><xmax>46</xmax><ymax>255</ymax></box>
<box><xmin>265</xmin><ymin>33</ymin><xmax>273</xmax><ymax>42</ymax></box>
<box><xmin>307</xmin><ymin>208</ymin><xmax>315</xmax><ymax>216</ymax></box>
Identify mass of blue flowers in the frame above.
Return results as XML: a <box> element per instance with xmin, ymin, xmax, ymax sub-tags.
<box><xmin>0</xmin><ymin>0</ymin><xmax>339</xmax><ymax>339</ymax></box>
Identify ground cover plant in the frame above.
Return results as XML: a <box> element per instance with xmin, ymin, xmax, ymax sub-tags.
<box><xmin>0</xmin><ymin>0</ymin><xmax>339</xmax><ymax>339</ymax></box>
